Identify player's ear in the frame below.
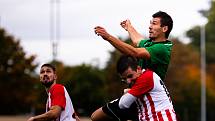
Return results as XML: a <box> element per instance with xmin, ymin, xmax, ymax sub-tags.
<box><xmin>54</xmin><ymin>73</ymin><xmax>57</xmax><ymax>80</ymax></box>
<box><xmin>162</xmin><ymin>26</ymin><xmax>168</xmax><ymax>33</ymax></box>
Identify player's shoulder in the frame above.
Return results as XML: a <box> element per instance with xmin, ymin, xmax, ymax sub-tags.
<box><xmin>142</xmin><ymin>69</ymin><xmax>153</xmax><ymax>76</ymax></box>
<box><xmin>53</xmin><ymin>84</ymin><xmax>64</xmax><ymax>88</ymax></box>
<box><xmin>155</xmin><ymin>40</ymin><xmax>172</xmax><ymax>47</ymax></box>
<box><xmin>149</xmin><ymin>41</ymin><xmax>172</xmax><ymax>54</ymax></box>
<box><xmin>140</xmin><ymin>69</ymin><xmax>162</xmax><ymax>82</ymax></box>
<box><xmin>138</xmin><ymin>69</ymin><xmax>153</xmax><ymax>81</ymax></box>
<box><xmin>50</xmin><ymin>84</ymin><xmax>65</xmax><ymax>92</ymax></box>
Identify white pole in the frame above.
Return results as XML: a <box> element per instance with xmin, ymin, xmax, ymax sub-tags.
<box><xmin>200</xmin><ymin>24</ymin><xmax>206</xmax><ymax>121</ymax></box>
<box><xmin>50</xmin><ymin>0</ymin><xmax>60</xmax><ymax>61</ymax></box>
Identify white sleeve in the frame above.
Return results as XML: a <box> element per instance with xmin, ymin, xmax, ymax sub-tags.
<box><xmin>118</xmin><ymin>93</ymin><xmax>137</xmax><ymax>109</ymax></box>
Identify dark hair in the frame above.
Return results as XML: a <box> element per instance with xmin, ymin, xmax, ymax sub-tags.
<box><xmin>41</xmin><ymin>64</ymin><xmax>56</xmax><ymax>72</ymax></box>
<box><xmin>152</xmin><ymin>11</ymin><xmax>173</xmax><ymax>38</ymax></box>
<box><xmin>117</xmin><ymin>55</ymin><xmax>138</xmax><ymax>75</ymax></box>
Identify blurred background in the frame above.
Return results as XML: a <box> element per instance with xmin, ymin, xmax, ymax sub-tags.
<box><xmin>0</xmin><ymin>0</ymin><xmax>215</xmax><ymax>121</ymax></box>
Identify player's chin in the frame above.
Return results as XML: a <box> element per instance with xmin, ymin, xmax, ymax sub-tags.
<box><xmin>41</xmin><ymin>80</ymin><xmax>54</xmax><ymax>87</ymax></box>
<box><xmin>149</xmin><ymin>34</ymin><xmax>153</xmax><ymax>38</ymax></box>
<box><xmin>149</xmin><ymin>36</ymin><xmax>155</xmax><ymax>39</ymax></box>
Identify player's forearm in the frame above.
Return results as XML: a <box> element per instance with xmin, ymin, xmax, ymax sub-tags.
<box><xmin>29</xmin><ymin>106</ymin><xmax>61</xmax><ymax>121</ymax></box>
<box><xmin>107</xmin><ymin>35</ymin><xmax>140</xmax><ymax>56</ymax></box>
<box><xmin>127</xmin><ymin>25</ymin><xmax>144</xmax><ymax>47</ymax></box>
<box><xmin>29</xmin><ymin>112</ymin><xmax>58</xmax><ymax>121</ymax></box>
<box><xmin>108</xmin><ymin>35</ymin><xmax>150</xmax><ymax>59</ymax></box>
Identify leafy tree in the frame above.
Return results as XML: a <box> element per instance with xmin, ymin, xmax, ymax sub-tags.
<box><xmin>186</xmin><ymin>1</ymin><xmax>215</xmax><ymax>63</ymax></box>
<box><xmin>185</xmin><ymin>2</ymin><xmax>215</xmax><ymax>120</ymax></box>
<box><xmin>0</xmin><ymin>27</ymin><xmax>38</xmax><ymax>114</ymax></box>
<box><xmin>166</xmin><ymin>39</ymin><xmax>215</xmax><ymax>121</ymax></box>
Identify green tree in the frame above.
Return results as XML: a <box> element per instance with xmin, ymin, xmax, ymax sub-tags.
<box><xmin>186</xmin><ymin>1</ymin><xmax>215</xmax><ymax>63</ymax></box>
<box><xmin>103</xmin><ymin>50</ymin><xmax>127</xmax><ymax>100</ymax></box>
<box><xmin>185</xmin><ymin>2</ymin><xmax>215</xmax><ymax>120</ymax></box>
<box><xmin>166</xmin><ymin>39</ymin><xmax>215</xmax><ymax>121</ymax></box>
<box><xmin>0</xmin><ymin>27</ymin><xmax>38</xmax><ymax>114</ymax></box>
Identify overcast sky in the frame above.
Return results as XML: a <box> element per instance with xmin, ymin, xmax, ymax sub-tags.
<box><xmin>0</xmin><ymin>0</ymin><xmax>211</xmax><ymax>71</ymax></box>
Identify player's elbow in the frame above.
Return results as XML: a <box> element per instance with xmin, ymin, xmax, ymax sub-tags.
<box><xmin>47</xmin><ymin>106</ymin><xmax>62</xmax><ymax>119</ymax></box>
<box><xmin>49</xmin><ymin>111</ymin><xmax>61</xmax><ymax>119</ymax></box>
<box><xmin>134</xmin><ymin>48</ymin><xmax>150</xmax><ymax>59</ymax></box>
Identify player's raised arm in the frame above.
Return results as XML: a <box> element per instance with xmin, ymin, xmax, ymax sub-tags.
<box><xmin>94</xmin><ymin>26</ymin><xmax>150</xmax><ymax>59</ymax></box>
<box><xmin>120</xmin><ymin>19</ymin><xmax>144</xmax><ymax>47</ymax></box>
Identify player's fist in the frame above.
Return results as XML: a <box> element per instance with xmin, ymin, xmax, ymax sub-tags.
<box><xmin>120</xmin><ymin>19</ymin><xmax>131</xmax><ymax>31</ymax></box>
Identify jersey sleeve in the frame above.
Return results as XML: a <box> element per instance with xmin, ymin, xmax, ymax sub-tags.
<box><xmin>51</xmin><ymin>85</ymin><xmax>66</xmax><ymax>110</ymax></box>
<box><xmin>128</xmin><ymin>70</ymin><xmax>154</xmax><ymax>97</ymax></box>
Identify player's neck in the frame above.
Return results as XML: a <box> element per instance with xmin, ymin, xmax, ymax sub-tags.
<box><xmin>46</xmin><ymin>82</ymin><xmax>56</xmax><ymax>92</ymax></box>
<box><xmin>153</xmin><ymin>36</ymin><xmax>167</xmax><ymax>42</ymax></box>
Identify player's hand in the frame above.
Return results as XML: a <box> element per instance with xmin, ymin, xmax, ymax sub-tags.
<box><xmin>120</xmin><ymin>19</ymin><xmax>131</xmax><ymax>31</ymax></box>
<box><xmin>123</xmin><ymin>88</ymin><xmax>130</xmax><ymax>94</ymax></box>
<box><xmin>94</xmin><ymin>26</ymin><xmax>111</xmax><ymax>41</ymax></box>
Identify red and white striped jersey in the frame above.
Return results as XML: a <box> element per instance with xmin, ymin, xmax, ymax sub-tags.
<box><xmin>47</xmin><ymin>84</ymin><xmax>76</xmax><ymax>121</ymax></box>
<box><xmin>128</xmin><ymin>69</ymin><xmax>177</xmax><ymax>121</ymax></box>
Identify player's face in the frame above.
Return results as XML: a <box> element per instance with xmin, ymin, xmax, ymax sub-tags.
<box><xmin>40</xmin><ymin>66</ymin><xmax>57</xmax><ymax>88</ymax></box>
<box><xmin>149</xmin><ymin>17</ymin><xmax>165</xmax><ymax>39</ymax></box>
<box><xmin>120</xmin><ymin>67</ymin><xmax>141</xmax><ymax>85</ymax></box>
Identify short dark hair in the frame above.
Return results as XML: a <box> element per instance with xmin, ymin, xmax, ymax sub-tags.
<box><xmin>41</xmin><ymin>64</ymin><xmax>56</xmax><ymax>72</ymax></box>
<box><xmin>116</xmin><ymin>55</ymin><xmax>138</xmax><ymax>75</ymax></box>
<box><xmin>153</xmin><ymin>11</ymin><xmax>173</xmax><ymax>38</ymax></box>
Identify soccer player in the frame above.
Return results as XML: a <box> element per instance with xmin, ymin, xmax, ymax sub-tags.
<box><xmin>91</xmin><ymin>55</ymin><xmax>177</xmax><ymax>121</ymax></box>
<box><xmin>27</xmin><ymin>64</ymin><xmax>80</xmax><ymax>121</ymax></box>
<box><xmin>94</xmin><ymin>11</ymin><xmax>173</xmax><ymax>80</ymax></box>
<box><xmin>93</xmin><ymin>11</ymin><xmax>174</xmax><ymax>120</ymax></box>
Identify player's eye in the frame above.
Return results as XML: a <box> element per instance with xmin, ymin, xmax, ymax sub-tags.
<box><xmin>40</xmin><ymin>70</ymin><xmax>45</xmax><ymax>74</ymax></box>
<box><xmin>46</xmin><ymin>70</ymin><xmax>51</xmax><ymax>73</ymax></box>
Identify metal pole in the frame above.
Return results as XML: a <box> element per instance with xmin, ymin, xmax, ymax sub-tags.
<box><xmin>50</xmin><ymin>0</ymin><xmax>55</xmax><ymax>61</ymax></box>
<box><xmin>55</xmin><ymin>0</ymin><xmax>60</xmax><ymax>59</ymax></box>
<box><xmin>200</xmin><ymin>24</ymin><xmax>206</xmax><ymax>121</ymax></box>
<box><xmin>50</xmin><ymin>0</ymin><xmax>60</xmax><ymax>61</ymax></box>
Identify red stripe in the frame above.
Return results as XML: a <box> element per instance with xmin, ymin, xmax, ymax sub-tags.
<box><xmin>157</xmin><ymin>111</ymin><xmax>164</xmax><ymax>121</ymax></box>
<box><xmin>165</xmin><ymin>109</ymin><xmax>173</xmax><ymax>121</ymax></box>
<box><xmin>140</xmin><ymin>97</ymin><xmax>150</xmax><ymax>121</ymax></box>
<box><xmin>146</xmin><ymin>93</ymin><xmax>158</xmax><ymax>121</ymax></box>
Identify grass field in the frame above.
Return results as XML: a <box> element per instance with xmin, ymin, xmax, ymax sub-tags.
<box><xmin>0</xmin><ymin>115</ymin><xmax>91</xmax><ymax>121</ymax></box>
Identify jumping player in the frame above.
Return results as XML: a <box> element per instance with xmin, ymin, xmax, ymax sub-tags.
<box><xmin>94</xmin><ymin>11</ymin><xmax>173</xmax><ymax>80</ymax></box>
<box><xmin>93</xmin><ymin>11</ymin><xmax>174</xmax><ymax>120</ymax></box>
